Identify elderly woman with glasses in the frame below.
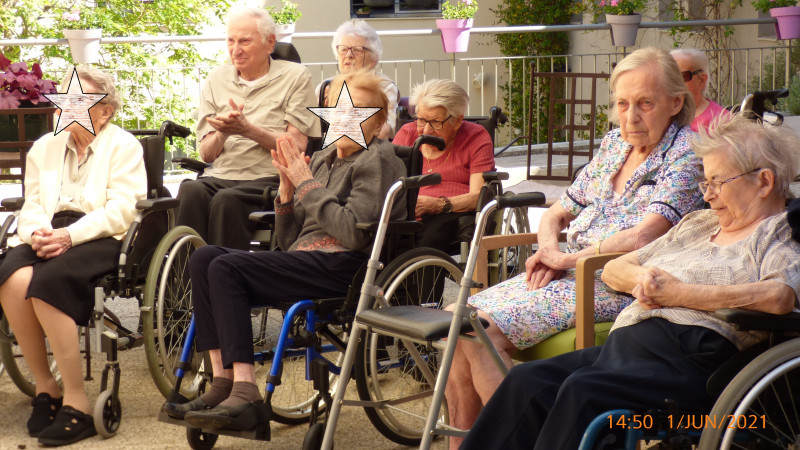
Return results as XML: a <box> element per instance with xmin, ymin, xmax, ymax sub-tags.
<box><xmin>392</xmin><ymin>78</ymin><xmax>495</xmax><ymax>254</ymax></box>
<box><xmin>463</xmin><ymin>112</ymin><xmax>800</xmax><ymax>450</ymax></box>
<box><xmin>671</xmin><ymin>48</ymin><xmax>729</xmax><ymax>132</ymax></box>
<box><xmin>444</xmin><ymin>47</ymin><xmax>706</xmax><ymax>449</ymax></box>
<box><xmin>0</xmin><ymin>66</ymin><xmax>146</xmax><ymax>446</ymax></box>
<box><xmin>317</xmin><ymin>19</ymin><xmax>399</xmax><ymax>139</ymax></box>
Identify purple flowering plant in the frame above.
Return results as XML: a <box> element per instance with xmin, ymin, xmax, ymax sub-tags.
<box><xmin>0</xmin><ymin>53</ymin><xmax>58</xmax><ymax>109</ymax></box>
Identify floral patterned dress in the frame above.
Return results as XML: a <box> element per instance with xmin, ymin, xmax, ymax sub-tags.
<box><xmin>468</xmin><ymin>124</ymin><xmax>704</xmax><ymax>349</ymax></box>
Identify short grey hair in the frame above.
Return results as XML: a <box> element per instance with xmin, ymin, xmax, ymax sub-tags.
<box><xmin>693</xmin><ymin>113</ymin><xmax>800</xmax><ymax>199</ymax></box>
<box><xmin>332</xmin><ymin>20</ymin><xmax>383</xmax><ymax>64</ymax></box>
<box><xmin>609</xmin><ymin>47</ymin><xmax>695</xmax><ymax>128</ymax></box>
<box><xmin>62</xmin><ymin>66</ymin><xmax>119</xmax><ymax>117</ymax></box>
<box><xmin>226</xmin><ymin>6</ymin><xmax>276</xmax><ymax>44</ymax></box>
<box><xmin>670</xmin><ymin>48</ymin><xmax>711</xmax><ymax>96</ymax></box>
<box><xmin>409</xmin><ymin>79</ymin><xmax>469</xmax><ymax>118</ymax></box>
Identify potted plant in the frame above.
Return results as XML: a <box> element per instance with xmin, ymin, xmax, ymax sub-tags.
<box><xmin>356</xmin><ymin>6</ymin><xmax>372</xmax><ymax>17</ymax></box>
<box><xmin>0</xmin><ymin>53</ymin><xmax>58</xmax><ymax>155</ymax></box>
<box><xmin>267</xmin><ymin>0</ymin><xmax>302</xmax><ymax>43</ymax></box>
<box><xmin>436</xmin><ymin>0</ymin><xmax>479</xmax><ymax>53</ymax></box>
<box><xmin>753</xmin><ymin>0</ymin><xmax>800</xmax><ymax>40</ymax></box>
<box><xmin>59</xmin><ymin>8</ymin><xmax>104</xmax><ymax>63</ymax></box>
<box><xmin>578</xmin><ymin>0</ymin><xmax>646</xmax><ymax>47</ymax></box>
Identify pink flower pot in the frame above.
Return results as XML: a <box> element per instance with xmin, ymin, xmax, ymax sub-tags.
<box><xmin>771</xmin><ymin>6</ymin><xmax>800</xmax><ymax>40</ymax></box>
<box><xmin>436</xmin><ymin>18</ymin><xmax>473</xmax><ymax>53</ymax></box>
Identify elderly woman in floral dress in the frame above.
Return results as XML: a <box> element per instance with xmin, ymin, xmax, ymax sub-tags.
<box><xmin>445</xmin><ymin>47</ymin><xmax>706</xmax><ymax>448</ymax></box>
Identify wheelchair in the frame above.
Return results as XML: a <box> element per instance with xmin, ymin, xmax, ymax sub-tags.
<box><xmin>155</xmin><ymin>135</ymin><xmax>480</xmax><ymax>448</ymax></box>
<box><xmin>0</xmin><ymin>120</ymin><xmax>190</xmax><ymax>437</ymax></box>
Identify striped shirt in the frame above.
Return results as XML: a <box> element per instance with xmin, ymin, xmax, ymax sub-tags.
<box><xmin>611</xmin><ymin>210</ymin><xmax>800</xmax><ymax>349</ymax></box>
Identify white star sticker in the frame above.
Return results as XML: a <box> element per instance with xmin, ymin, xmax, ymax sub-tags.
<box><xmin>43</xmin><ymin>68</ymin><xmax>107</xmax><ymax>135</ymax></box>
<box><xmin>308</xmin><ymin>81</ymin><xmax>382</xmax><ymax>150</ymax></box>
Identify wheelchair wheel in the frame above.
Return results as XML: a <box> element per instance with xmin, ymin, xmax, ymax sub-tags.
<box><xmin>262</xmin><ymin>313</ymin><xmax>345</xmax><ymax>425</ymax></box>
<box><xmin>354</xmin><ymin>247</ymin><xmax>461</xmax><ymax>445</ymax></box>
<box><xmin>699</xmin><ymin>338</ymin><xmax>800</xmax><ymax>449</ymax></box>
<box><xmin>187</xmin><ymin>427</ymin><xmax>218</xmax><ymax>450</ymax></box>
<box><xmin>93</xmin><ymin>389</ymin><xmax>121</xmax><ymax>438</ymax></box>
<box><xmin>497</xmin><ymin>206</ymin><xmax>531</xmax><ymax>283</ymax></box>
<box><xmin>143</xmin><ymin>226</ymin><xmax>206</xmax><ymax>398</ymax></box>
<box><xmin>0</xmin><ymin>315</ymin><xmax>60</xmax><ymax>398</ymax></box>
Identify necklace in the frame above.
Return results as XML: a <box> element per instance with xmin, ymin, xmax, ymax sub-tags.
<box><xmin>424</xmin><ymin>148</ymin><xmax>452</xmax><ymax>173</ymax></box>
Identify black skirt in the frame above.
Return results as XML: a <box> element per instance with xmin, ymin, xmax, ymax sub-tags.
<box><xmin>0</xmin><ymin>213</ymin><xmax>120</xmax><ymax>326</ymax></box>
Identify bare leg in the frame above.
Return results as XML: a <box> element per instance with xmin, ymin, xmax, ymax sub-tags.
<box><xmin>207</xmin><ymin>349</ymin><xmax>233</xmax><ymax>380</ymax></box>
<box><xmin>0</xmin><ymin>268</ymin><xmax>60</xmax><ymax>398</ymax></box>
<box><xmin>445</xmin><ymin>307</ymin><xmax>516</xmax><ymax>450</ymax></box>
<box><xmin>232</xmin><ymin>362</ymin><xmax>256</xmax><ymax>384</ymax></box>
<box><xmin>31</xmin><ymin>298</ymin><xmax>89</xmax><ymax>414</ymax></box>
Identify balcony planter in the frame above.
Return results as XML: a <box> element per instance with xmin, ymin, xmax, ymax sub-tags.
<box><xmin>771</xmin><ymin>6</ymin><xmax>800</xmax><ymax>40</ymax></box>
<box><xmin>436</xmin><ymin>18</ymin><xmax>473</xmax><ymax>53</ymax></box>
<box><xmin>605</xmin><ymin>13</ymin><xmax>641</xmax><ymax>47</ymax></box>
<box><xmin>276</xmin><ymin>23</ymin><xmax>295</xmax><ymax>43</ymax></box>
<box><xmin>364</xmin><ymin>0</ymin><xmax>393</xmax><ymax>6</ymax></box>
<box><xmin>63</xmin><ymin>28</ymin><xmax>102</xmax><ymax>64</ymax></box>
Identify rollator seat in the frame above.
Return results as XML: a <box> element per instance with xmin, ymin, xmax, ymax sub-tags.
<box><xmin>357</xmin><ymin>305</ymin><xmax>489</xmax><ymax>341</ymax></box>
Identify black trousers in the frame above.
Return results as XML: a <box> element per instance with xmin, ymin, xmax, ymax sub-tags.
<box><xmin>176</xmin><ymin>176</ymin><xmax>277</xmax><ymax>250</ymax></box>
<box><xmin>417</xmin><ymin>212</ymin><xmax>475</xmax><ymax>254</ymax></box>
<box><xmin>190</xmin><ymin>245</ymin><xmax>366</xmax><ymax>368</ymax></box>
<box><xmin>461</xmin><ymin>318</ymin><xmax>739</xmax><ymax>450</ymax></box>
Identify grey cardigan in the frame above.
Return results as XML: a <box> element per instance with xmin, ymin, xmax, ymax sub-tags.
<box><xmin>275</xmin><ymin>138</ymin><xmax>407</xmax><ymax>254</ymax></box>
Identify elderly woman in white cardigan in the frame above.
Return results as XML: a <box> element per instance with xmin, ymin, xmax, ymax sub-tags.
<box><xmin>0</xmin><ymin>66</ymin><xmax>146</xmax><ymax>447</ymax></box>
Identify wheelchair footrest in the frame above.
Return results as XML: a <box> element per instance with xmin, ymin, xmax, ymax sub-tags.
<box><xmin>357</xmin><ymin>305</ymin><xmax>489</xmax><ymax>341</ymax></box>
<box><xmin>157</xmin><ymin>406</ymin><xmax>271</xmax><ymax>442</ymax></box>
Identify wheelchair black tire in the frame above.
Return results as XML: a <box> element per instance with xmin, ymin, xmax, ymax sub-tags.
<box><xmin>698</xmin><ymin>338</ymin><xmax>800</xmax><ymax>449</ymax></box>
<box><xmin>0</xmin><ymin>315</ymin><xmax>60</xmax><ymax>397</ymax></box>
<box><xmin>187</xmin><ymin>427</ymin><xmax>218</xmax><ymax>450</ymax></box>
<box><xmin>354</xmin><ymin>247</ymin><xmax>461</xmax><ymax>445</ymax></box>
<box><xmin>142</xmin><ymin>226</ymin><xmax>206</xmax><ymax>399</ymax></box>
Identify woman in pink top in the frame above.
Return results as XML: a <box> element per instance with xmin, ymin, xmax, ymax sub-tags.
<box><xmin>393</xmin><ymin>79</ymin><xmax>495</xmax><ymax>253</ymax></box>
<box><xmin>671</xmin><ymin>48</ymin><xmax>729</xmax><ymax>132</ymax></box>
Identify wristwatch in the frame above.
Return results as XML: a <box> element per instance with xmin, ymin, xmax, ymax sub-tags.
<box><xmin>440</xmin><ymin>196</ymin><xmax>453</xmax><ymax>214</ymax></box>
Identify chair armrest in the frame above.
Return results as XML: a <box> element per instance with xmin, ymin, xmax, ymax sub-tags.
<box><xmin>172</xmin><ymin>157</ymin><xmax>211</xmax><ymax>174</ymax></box>
<box><xmin>574</xmin><ymin>252</ymin><xmax>627</xmax><ymax>350</ymax></box>
<box><xmin>249</xmin><ymin>211</ymin><xmax>275</xmax><ymax>224</ymax></box>
<box><xmin>714</xmin><ymin>308</ymin><xmax>800</xmax><ymax>332</ymax></box>
<box><xmin>473</xmin><ymin>233</ymin><xmax>539</xmax><ymax>294</ymax></box>
<box><xmin>1</xmin><ymin>197</ymin><xmax>24</xmax><ymax>211</ymax></box>
<box><xmin>135</xmin><ymin>198</ymin><xmax>180</xmax><ymax>212</ymax></box>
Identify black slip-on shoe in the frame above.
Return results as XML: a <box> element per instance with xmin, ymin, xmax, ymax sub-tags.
<box><xmin>161</xmin><ymin>397</ymin><xmax>210</xmax><ymax>420</ymax></box>
<box><xmin>27</xmin><ymin>393</ymin><xmax>63</xmax><ymax>437</ymax></box>
<box><xmin>184</xmin><ymin>401</ymin><xmax>263</xmax><ymax>431</ymax></box>
<box><xmin>37</xmin><ymin>406</ymin><xmax>97</xmax><ymax>447</ymax></box>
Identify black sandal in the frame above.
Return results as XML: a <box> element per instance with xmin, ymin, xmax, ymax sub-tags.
<box><xmin>27</xmin><ymin>393</ymin><xmax>63</xmax><ymax>437</ymax></box>
<box><xmin>37</xmin><ymin>405</ymin><xmax>97</xmax><ymax>447</ymax></box>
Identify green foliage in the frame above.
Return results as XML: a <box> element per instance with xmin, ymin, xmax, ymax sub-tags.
<box><xmin>266</xmin><ymin>0</ymin><xmax>302</xmax><ymax>25</ymax></box>
<box><xmin>752</xmin><ymin>0</ymin><xmax>798</xmax><ymax>14</ymax></box>
<box><xmin>577</xmin><ymin>0</ymin><xmax>647</xmax><ymax>22</ymax></box>
<box><xmin>441</xmin><ymin>0</ymin><xmax>478</xmax><ymax>19</ymax></box>
<box><xmin>0</xmin><ymin>0</ymin><xmax>232</xmax><ymax>161</ymax></box>
<box><xmin>491</xmin><ymin>0</ymin><xmax>572</xmax><ymax>143</ymax></box>
<box><xmin>787</xmin><ymin>75</ymin><xmax>800</xmax><ymax>115</ymax></box>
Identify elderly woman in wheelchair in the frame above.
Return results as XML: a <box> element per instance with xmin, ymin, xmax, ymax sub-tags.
<box><xmin>0</xmin><ymin>66</ymin><xmax>146</xmax><ymax>446</ymax></box>
<box><xmin>445</xmin><ymin>47</ymin><xmax>705</xmax><ymax>445</ymax></box>
<box><xmin>160</xmin><ymin>70</ymin><xmax>407</xmax><ymax>431</ymax></box>
<box><xmin>461</xmin><ymin>112</ymin><xmax>800</xmax><ymax>450</ymax></box>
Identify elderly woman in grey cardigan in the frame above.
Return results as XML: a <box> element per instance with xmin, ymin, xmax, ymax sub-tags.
<box><xmin>161</xmin><ymin>70</ymin><xmax>407</xmax><ymax>429</ymax></box>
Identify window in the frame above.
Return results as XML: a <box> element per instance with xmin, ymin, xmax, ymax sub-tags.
<box><xmin>351</xmin><ymin>0</ymin><xmax>442</xmax><ymax>19</ymax></box>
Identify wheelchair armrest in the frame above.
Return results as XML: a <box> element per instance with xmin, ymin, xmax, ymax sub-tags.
<box><xmin>136</xmin><ymin>198</ymin><xmax>180</xmax><ymax>212</ymax></box>
<box><xmin>1</xmin><ymin>197</ymin><xmax>24</xmax><ymax>211</ymax></box>
<box><xmin>714</xmin><ymin>308</ymin><xmax>800</xmax><ymax>332</ymax></box>
<box><xmin>249</xmin><ymin>211</ymin><xmax>276</xmax><ymax>224</ymax></box>
<box><xmin>356</xmin><ymin>220</ymin><xmax>424</xmax><ymax>235</ymax></box>
<box><xmin>574</xmin><ymin>252</ymin><xmax>627</xmax><ymax>350</ymax></box>
<box><xmin>172</xmin><ymin>157</ymin><xmax>211</xmax><ymax>174</ymax></box>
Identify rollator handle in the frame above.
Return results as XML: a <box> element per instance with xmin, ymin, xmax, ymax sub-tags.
<box><xmin>401</xmin><ymin>173</ymin><xmax>442</xmax><ymax>190</ymax></box>
<box><xmin>495</xmin><ymin>191</ymin><xmax>546</xmax><ymax>209</ymax></box>
<box><xmin>415</xmin><ymin>135</ymin><xmax>446</xmax><ymax>151</ymax></box>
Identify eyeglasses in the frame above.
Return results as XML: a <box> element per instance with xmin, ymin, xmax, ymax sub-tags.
<box><xmin>681</xmin><ymin>69</ymin><xmax>703</xmax><ymax>82</ymax></box>
<box><xmin>413</xmin><ymin>115</ymin><xmax>452</xmax><ymax>130</ymax></box>
<box><xmin>699</xmin><ymin>168</ymin><xmax>762</xmax><ymax>195</ymax></box>
<box><xmin>336</xmin><ymin>45</ymin><xmax>370</xmax><ymax>56</ymax></box>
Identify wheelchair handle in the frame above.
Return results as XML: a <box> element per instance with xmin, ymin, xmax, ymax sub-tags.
<box><xmin>495</xmin><ymin>191</ymin><xmax>546</xmax><ymax>209</ymax></box>
<box><xmin>401</xmin><ymin>173</ymin><xmax>441</xmax><ymax>190</ymax></box>
<box><xmin>413</xmin><ymin>135</ymin><xmax>446</xmax><ymax>151</ymax></box>
<box><xmin>159</xmin><ymin>120</ymin><xmax>192</xmax><ymax>145</ymax></box>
